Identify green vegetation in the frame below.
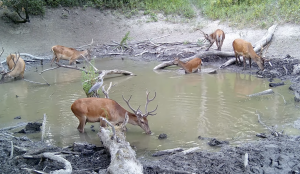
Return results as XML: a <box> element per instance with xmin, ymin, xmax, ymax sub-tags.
<box><xmin>120</xmin><ymin>31</ymin><xmax>131</xmax><ymax>49</ymax></box>
<box><xmin>1</xmin><ymin>0</ymin><xmax>299</xmax><ymax>27</ymax></box>
<box><xmin>192</xmin><ymin>0</ymin><xmax>300</xmax><ymax>28</ymax></box>
<box><xmin>82</xmin><ymin>61</ymin><xmax>102</xmax><ymax>98</ymax></box>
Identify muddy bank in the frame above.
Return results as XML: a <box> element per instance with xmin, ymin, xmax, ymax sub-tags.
<box><xmin>1</xmin><ymin>128</ymin><xmax>300</xmax><ymax>173</ymax></box>
<box><xmin>0</xmin><ymin>129</ymin><xmax>110</xmax><ymax>174</ymax></box>
<box><xmin>142</xmin><ymin>134</ymin><xmax>300</xmax><ymax>174</ymax></box>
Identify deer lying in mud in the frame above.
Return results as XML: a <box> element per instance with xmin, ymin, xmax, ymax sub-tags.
<box><xmin>51</xmin><ymin>45</ymin><xmax>91</xmax><ymax>66</ymax></box>
<box><xmin>173</xmin><ymin>57</ymin><xmax>202</xmax><ymax>74</ymax></box>
<box><xmin>232</xmin><ymin>38</ymin><xmax>265</xmax><ymax>71</ymax></box>
<box><xmin>71</xmin><ymin>91</ymin><xmax>158</xmax><ymax>134</ymax></box>
<box><xmin>0</xmin><ymin>50</ymin><xmax>26</xmax><ymax>80</ymax></box>
<box><xmin>199</xmin><ymin>29</ymin><xmax>225</xmax><ymax>51</ymax></box>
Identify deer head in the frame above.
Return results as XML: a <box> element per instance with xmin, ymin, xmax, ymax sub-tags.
<box><xmin>122</xmin><ymin>91</ymin><xmax>158</xmax><ymax>134</ymax></box>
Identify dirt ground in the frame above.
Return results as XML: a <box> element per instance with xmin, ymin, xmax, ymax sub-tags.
<box><xmin>1</xmin><ymin>7</ymin><xmax>300</xmax><ymax>174</ymax></box>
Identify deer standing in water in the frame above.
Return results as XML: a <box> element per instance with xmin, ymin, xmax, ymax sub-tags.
<box><xmin>199</xmin><ymin>29</ymin><xmax>225</xmax><ymax>51</ymax></box>
<box><xmin>173</xmin><ymin>57</ymin><xmax>202</xmax><ymax>74</ymax></box>
<box><xmin>71</xmin><ymin>91</ymin><xmax>158</xmax><ymax>134</ymax></box>
<box><xmin>232</xmin><ymin>38</ymin><xmax>265</xmax><ymax>71</ymax></box>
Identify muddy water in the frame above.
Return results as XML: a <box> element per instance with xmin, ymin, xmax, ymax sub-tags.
<box><xmin>0</xmin><ymin>58</ymin><xmax>299</xmax><ymax>155</ymax></box>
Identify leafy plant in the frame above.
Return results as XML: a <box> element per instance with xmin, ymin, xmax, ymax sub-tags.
<box><xmin>82</xmin><ymin>60</ymin><xmax>102</xmax><ymax>98</ymax></box>
<box><xmin>120</xmin><ymin>31</ymin><xmax>131</xmax><ymax>49</ymax></box>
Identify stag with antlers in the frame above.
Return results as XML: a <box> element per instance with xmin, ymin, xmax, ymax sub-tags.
<box><xmin>71</xmin><ymin>91</ymin><xmax>158</xmax><ymax>134</ymax></box>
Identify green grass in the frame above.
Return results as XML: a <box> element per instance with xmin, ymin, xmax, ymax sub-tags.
<box><xmin>191</xmin><ymin>0</ymin><xmax>300</xmax><ymax>28</ymax></box>
<box><xmin>4</xmin><ymin>0</ymin><xmax>298</xmax><ymax>28</ymax></box>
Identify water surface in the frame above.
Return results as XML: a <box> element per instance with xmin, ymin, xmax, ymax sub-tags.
<box><xmin>0</xmin><ymin>58</ymin><xmax>299</xmax><ymax>155</ymax></box>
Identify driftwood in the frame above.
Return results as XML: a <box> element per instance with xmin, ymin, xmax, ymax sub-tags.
<box><xmin>152</xmin><ymin>148</ymin><xmax>184</xmax><ymax>157</ymax></box>
<box><xmin>41</xmin><ymin>62</ymin><xmax>136</xmax><ymax>76</ymax></box>
<box><xmin>23</xmin><ymin>152</ymin><xmax>72</xmax><ymax>174</ymax></box>
<box><xmin>256</xmin><ymin>110</ymin><xmax>282</xmax><ymax>137</ymax></box>
<box><xmin>248</xmin><ymin>89</ymin><xmax>274</xmax><ymax>97</ymax></box>
<box><xmin>97</xmin><ymin>113</ymin><xmax>143</xmax><ymax>174</ymax></box>
<box><xmin>0</xmin><ymin>122</ymin><xmax>28</xmax><ymax>131</ymax></box>
<box><xmin>154</xmin><ymin>24</ymin><xmax>277</xmax><ymax>70</ymax></box>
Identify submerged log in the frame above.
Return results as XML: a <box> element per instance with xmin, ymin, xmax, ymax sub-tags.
<box><xmin>248</xmin><ymin>89</ymin><xmax>274</xmax><ymax>97</ymax></box>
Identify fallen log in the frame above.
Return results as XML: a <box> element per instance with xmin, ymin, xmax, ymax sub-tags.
<box><xmin>248</xmin><ymin>89</ymin><xmax>274</xmax><ymax>97</ymax></box>
<box><xmin>154</xmin><ymin>24</ymin><xmax>277</xmax><ymax>70</ymax></box>
<box><xmin>97</xmin><ymin>114</ymin><xmax>143</xmax><ymax>174</ymax></box>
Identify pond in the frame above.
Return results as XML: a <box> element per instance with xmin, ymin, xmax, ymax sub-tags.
<box><xmin>0</xmin><ymin>58</ymin><xmax>299</xmax><ymax>156</ymax></box>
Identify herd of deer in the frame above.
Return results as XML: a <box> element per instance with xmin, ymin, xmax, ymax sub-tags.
<box><xmin>173</xmin><ymin>29</ymin><xmax>265</xmax><ymax>74</ymax></box>
<box><xmin>0</xmin><ymin>29</ymin><xmax>266</xmax><ymax>134</ymax></box>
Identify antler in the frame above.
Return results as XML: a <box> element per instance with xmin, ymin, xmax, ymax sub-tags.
<box><xmin>144</xmin><ymin>91</ymin><xmax>158</xmax><ymax>116</ymax></box>
<box><xmin>122</xmin><ymin>95</ymin><xmax>141</xmax><ymax>114</ymax></box>
<box><xmin>122</xmin><ymin>91</ymin><xmax>158</xmax><ymax>117</ymax></box>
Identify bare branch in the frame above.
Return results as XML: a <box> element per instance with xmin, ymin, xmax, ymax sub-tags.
<box><xmin>102</xmin><ymin>82</ymin><xmax>113</xmax><ymax>99</ymax></box>
<box><xmin>81</xmin><ymin>54</ymin><xmax>98</xmax><ymax>72</ymax></box>
<box><xmin>23</xmin><ymin>79</ymin><xmax>50</xmax><ymax>86</ymax></box>
<box><xmin>100</xmin><ymin>117</ymin><xmax>116</xmax><ymax>140</ymax></box>
<box><xmin>76</xmin><ymin>39</ymin><xmax>94</xmax><ymax>49</ymax></box>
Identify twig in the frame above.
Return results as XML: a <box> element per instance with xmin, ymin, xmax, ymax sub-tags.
<box><xmin>276</xmin><ymin>92</ymin><xmax>287</xmax><ymax>104</ymax></box>
<box><xmin>283</xmin><ymin>65</ymin><xmax>288</xmax><ymax>75</ymax></box>
<box><xmin>0</xmin><ymin>122</ymin><xmax>28</xmax><ymax>131</ymax></box>
<box><xmin>100</xmin><ymin>118</ymin><xmax>116</xmax><ymax>140</ymax></box>
<box><xmin>39</xmin><ymin>66</ymin><xmax>60</xmax><ymax>75</ymax></box>
<box><xmin>121</xmin><ymin>112</ymin><xmax>129</xmax><ymax>133</ymax></box>
<box><xmin>10</xmin><ymin>141</ymin><xmax>14</xmax><ymax>159</ymax></box>
<box><xmin>135</xmin><ymin>50</ymin><xmax>148</xmax><ymax>57</ymax></box>
<box><xmin>75</xmin><ymin>39</ymin><xmax>94</xmax><ymax>49</ymax></box>
<box><xmin>256</xmin><ymin>110</ymin><xmax>280</xmax><ymax>136</ymax></box>
<box><xmin>244</xmin><ymin>153</ymin><xmax>249</xmax><ymax>168</ymax></box>
<box><xmin>23</xmin><ymin>79</ymin><xmax>50</xmax><ymax>86</ymax></box>
<box><xmin>102</xmin><ymin>82</ymin><xmax>113</xmax><ymax>99</ymax></box>
<box><xmin>41</xmin><ymin>114</ymin><xmax>47</xmax><ymax>142</ymax></box>
<box><xmin>19</xmin><ymin>53</ymin><xmax>49</xmax><ymax>60</ymax></box>
<box><xmin>81</xmin><ymin>54</ymin><xmax>98</xmax><ymax>72</ymax></box>
<box><xmin>180</xmin><ymin>147</ymin><xmax>200</xmax><ymax>155</ymax></box>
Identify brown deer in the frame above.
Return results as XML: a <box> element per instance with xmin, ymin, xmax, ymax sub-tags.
<box><xmin>199</xmin><ymin>29</ymin><xmax>225</xmax><ymax>51</ymax></box>
<box><xmin>51</xmin><ymin>45</ymin><xmax>91</xmax><ymax>66</ymax></box>
<box><xmin>71</xmin><ymin>91</ymin><xmax>158</xmax><ymax>134</ymax></box>
<box><xmin>1</xmin><ymin>51</ymin><xmax>26</xmax><ymax>80</ymax></box>
<box><xmin>173</xmin><ymin>57</ymin><xmax>202</xmax><ymax>74</ymax></box>
<box><xmin>232</xmin><ymin>38</ymin><xmax>264</xmax><ymax>71</ymax></box>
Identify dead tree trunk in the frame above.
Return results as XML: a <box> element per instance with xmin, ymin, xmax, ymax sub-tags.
<box><xmin>153</xmin><ymin>24</ymin><xmax>277</xmax><ymax>70</ymax></box>
<box><xmin>97</xmin><ymin>115</ymin><xmax>143</xmax><ymax>174</ymax></box>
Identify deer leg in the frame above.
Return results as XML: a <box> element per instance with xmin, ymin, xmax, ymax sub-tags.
<box><xmin>77</xmin><ymin>116</ymin><xmax>87</xmax><ymax>133</ymax></box>
<box><xmin>216</xmin><ymin>40</ymin><xmax>220</xmax><ymax>50</ymax></box>
<box><xmin>219</xmin><ymin>40</ymin><xmax>224</xmax><ymax>51</ymax></box>
<box><xmin>235</xmin><ymin>53</ymin><xmax>240</xmax><ymax>65</ymax></box>
<box><xmin>243</xmin><ymin>57</ymin><xmax>247</xmax><ymax>70</ymax></box>
<box><xmin>51</xmin><ymin>55</ymin><xmax>56</xmax><ymax>66</ymax></box>
<box><xmin>249</xmin><ymin>58</ymin><xmax>252</xmax><ymax>68</ymax></box>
